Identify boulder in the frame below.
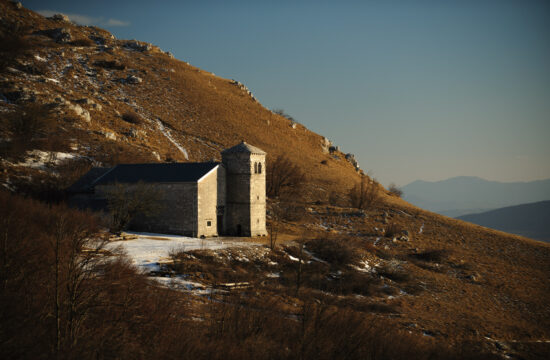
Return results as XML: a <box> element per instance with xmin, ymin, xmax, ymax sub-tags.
<box><xmin>123</xmin><ymin>40</ymin><xmax>152</xmax><ymax>52</ymax></box>
<box><xmin>49</xmin><ymin>14</ymin><xmax>70</xmax><ymax>22</ymax></box>
<box><xmin>125</xmin><ymin>75</ymin><xmax>142</xmax><ymax>84</ymax></box>
<box><xmin>321</xmin><ymin>137</ymin><xmax>332</xmax><ymax>153</ymax></box>
<box><xmin>68</xmin><ymin>103</ymin><xmax>91</xmax><ymax>122</ymax></box>
<box><xmin>36</xmin><ymin>27</ymin><xmax>72</xmax><ymax>43</ymax></box>
<box><xmin>10</xmin><ymin>1</ymin><xmax>22</xmax><ymax>9</ymax></box>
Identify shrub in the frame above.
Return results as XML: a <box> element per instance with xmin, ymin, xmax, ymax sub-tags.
<box><xmin>348</xmin><ymin>176</ymin><xmax>381</xmax><ymax>210</ymax></box>
<box><xmin>410</xmin><ymin>249</ymin><xmax>451</xmax><ymax>263</ymax></box>
<box><xmin>93</xmin><ymin>59</ymin><xmax>126</xmax><ymax>70</ymax></box>
<box><xmin>70</xmin><ymin>38</ymin><xmax>95</xmax><ymax>47</ymax></box>
<box><xmin>266</xmin><ymin>155</ymin><xmax>306</xmax><ymax>199</ymax></box>
<box><xmin>378</xmin><ymin>261</ymin><xmax>411</xmax><ymax>283</ymax></box>
<box><xmin>306</xmin><ymin>237</ymin><xmax>359</xmax><ymax>266</ymax></box>
<box><xmin>121</xmin><ymin>111</ymin><xmax>142</xmax><ymax>124</ymax></box>
<box><xmin>385</xmin><ymin>222</ymin><xmax>405</xmax><ymax>238</ymax></box>
<box><xmin>388</xmin><ymin>183</ymin><xmax>403</xmax><ymax>197</ymax></box>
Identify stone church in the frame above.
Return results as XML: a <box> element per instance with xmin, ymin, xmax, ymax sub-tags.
<box><xmin>69</xmin><ymin>142</ymin><xmax>267</xmax><ymax>238</ymax></box>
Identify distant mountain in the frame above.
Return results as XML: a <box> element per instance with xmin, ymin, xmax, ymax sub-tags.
<box><xmin>457</xmin><ymin>201</ymin><xmax>550</xmax><ymax>242</ymax></box>
<box><xmin>402</xmin><ymin>176</ymin><xmax>550</xmax><ymax>216</ymax></box>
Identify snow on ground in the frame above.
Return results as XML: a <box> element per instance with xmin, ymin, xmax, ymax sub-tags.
<box><xmin>17</xmin><ymin>150</ymin><xmax>77</xmax><ymax>169</ymax></box>
<box><xmin>107</xmin><ymin>231</ymin><xmax>258</xmax><ymax>273</ymax></box>
<box><xmin>155</xmin><ymin>119</ymin><xmax>189</xmax><ymax>160</ymax></box>
<box><xmin>107</xmin><ymin>232</ymin><xmax>260</xmax><ymax>294</ymax></box>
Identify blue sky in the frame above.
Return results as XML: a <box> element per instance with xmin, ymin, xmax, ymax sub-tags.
<box><xmin>24</xmin><ymin>0</ymin><xmax>550</xmax><ymax>186</ymax></box>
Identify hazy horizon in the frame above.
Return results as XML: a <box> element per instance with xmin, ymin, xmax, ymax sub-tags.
<box><xmin>23</xmin><ymin>0</ymin><xmax>550</xmax><ymax>187</ymax></box>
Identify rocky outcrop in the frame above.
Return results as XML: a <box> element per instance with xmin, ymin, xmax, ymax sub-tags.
<box><xmin>230</xmin><ymin>79</ymin><xmax>257</xmax><ymax>102</ymax></box>
<box><xmin>123</xmin><ymin>40</ymin><xmax>152</xmax><ymax>52</ymax></box>
<box><xmin>49</xmin><ymin>14</ymin><xmax>70</xmax><ymax>22</ymax></box>
<box><xmin>321</xmin><ymin>137</ymin><xmax>332</xmax><ymax>153</ymax></box>
<box><xmin>35</xmin><ymin>27</ymin><xmax>72</xmax><ymax>43</ymax></box>
<box><xmin>345</xmin><ymin>153</ymin><xmax>360</xmax><ymax>171</ymax></box>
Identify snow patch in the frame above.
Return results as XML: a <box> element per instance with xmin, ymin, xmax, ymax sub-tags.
<box><xmin>106</xmin><ymin>231</ymin><xmax>258</xmax><ymax>273</ymax></box>
<box><xmin>156</xmin><ymin>119</ymin><xmax>189</xmax><ymax>159</ymax></box>
<box><xmin>17</xmin><ymin>150</ymin><xmax>77</xmax><ymax>169</ymax></box>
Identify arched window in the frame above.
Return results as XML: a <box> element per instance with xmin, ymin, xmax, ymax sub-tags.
<box><xmin>258</xmin><ymin>162</ymin><xmax>262</xmax><ymax>174</ymax></box>
<box><xmin>254</xmin><ymin>162</ymin><xmax>258</xmax><ymax>174</ymax></box>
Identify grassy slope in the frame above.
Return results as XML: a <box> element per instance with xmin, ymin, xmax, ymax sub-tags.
<box><xmin>0</xmin><ymin>0</ymin><xmax>549</xmax><ymax>354</ymax></box>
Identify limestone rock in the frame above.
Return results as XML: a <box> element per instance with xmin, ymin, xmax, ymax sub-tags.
<box><xmin>10</xmin><ymin>1</ymin><xmax>22</xmax><ymax>9</ymax></box>
<box><xmin>321</xmin><ymin>137</ymin><xmax>332</xmax><ymax>153</ymax></box>
<box><xmin>68</xmin><ymin>103</ymin><xmax>91</xmax><ymax>122</ymax></box>
<box><xmin>49</xmin><ymin>14</ymin><xmax>70</xmax><ymax>22</ymax></box>
<box><xmin>37</xmin><ymin>27</ymin><xmax>72</xmax><ymax>43</ymax></box>
<box><xmin>123</xmin><ymin>40</ymin><xmax>152</xmax><ymax>52</ymax></box>
<box><xmin>345</xmin><ymin>153</ymin><xmax>360</xmax><ymax>171</ymax></box>
<box><xmin>125</xmin><ymin>75</ymin><xmax>142</xmax><ymax>84</ymax></box>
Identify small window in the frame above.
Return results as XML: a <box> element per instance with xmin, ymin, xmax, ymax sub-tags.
<box><xmin>257</xmin><ymin>195</ymin><xmax>259</xmax><ymax>200</ymax></box>
<box><xmin>254</xmin><ymin>162</ymin><xmax>258</xmax><ymax>174</ymax></box>
<box><xmin>258</xmin><ymin>163</ymin><xmax>262</xmax><ymax>174</ymax></box>
<box><xmin>206</xmin><ymin>221</ymin><xmax>212</xmax><ymax>227</ymax></box>
<box><xmin>257</xmin><ymin>219</ymin><xmax>260</xmax><ymax>224</ymax></box>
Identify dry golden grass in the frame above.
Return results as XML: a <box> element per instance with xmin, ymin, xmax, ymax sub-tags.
<box><xmin>1</xmin><ymin>2</ymin><xmax>549</xmax><ymax>358</ymax></box>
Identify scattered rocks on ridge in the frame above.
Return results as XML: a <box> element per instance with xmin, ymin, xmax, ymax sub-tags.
<box><xmin>345</xmin><ymin>153</ymin><xmax>360</xmax><ymax>171</ymax></box>
<box><xmin>35</xmin><ymin>27</ymin><xmax>72</xmax><ymax>43</ymax></box>
<box><xmin>321</xmin><ymin>137</ymin><xmax>332</xmax><ymax>153</ymax></box>
<box><xmin>123</xmin><ymin>40</ymin><xmax>152</xmax><ymax>52</ymax></box>
<box><xmin>49</xmin><ymin>14</ymin><xmax>70</xmax><ymax>22</ymax></box>
<box><xmin>10</xmin><ymin>1</ymin><xmax>22</xmax><ymax>9</ymax></box>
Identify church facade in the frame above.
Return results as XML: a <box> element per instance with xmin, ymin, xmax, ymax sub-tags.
<box><xmin>69</xmin><ymin>142</ymin><xmax>267</xmax><ymax>238</ymax></box>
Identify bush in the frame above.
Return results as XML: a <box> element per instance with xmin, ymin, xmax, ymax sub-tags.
<box><xmin>388</xmin><ymin>183</ymin><xmax>403</xmax><ymax>197</ymax></box>
<box><xmin>306</xmin><ymin>237</ymin><xmax>359</xmax><ymax>266</ymax></box>
<box><xmin>93</xmin><ymin>59</ymin><xmax>126</xmax><ymax>70</ymax></box>
<box><xmin>378</xmin><ymin>261</ymin><xmax>411</xmax><ymax>283</ymax></box>
<box><xmin>70</xmin><ymin>38</ymin><xmax>95</xmax><ymax>47</ymax></box>
<box><xmin>266</xmin><ymin>155</ymin><xmax>306</xmax><ymax>199</ymax></box>
<box><xmin>121</xmin><ymin>111</ymin><xmax>142</xmax><ymax>124</ymax></box>
<box><xmin>348</xmin><ymin>176</ymin><xmax>381</xmax><ymax>210</ymax></box>
<box><xmin>385</xmin><ymin>222</ymin><xmax>405</xmax><ymax>238</ymax></box>
<box><xmin>410</xmin><ymin>249</ymin><xmax>451</xmax><ymax>263</ymax></box>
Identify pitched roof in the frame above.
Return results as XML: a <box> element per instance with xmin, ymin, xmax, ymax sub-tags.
<box><xmin>66</xmin><ymin>167</ymin><xmax>112</xmax><ymax>193</ymax></box>
<box><xmin>93</xmin><ymin>162</ymin><xmax>220</xmax><ymax>185</ymax></box>
<box><xmin>221</xmin><ymin>141</ymin><xmax>266</xmax><ymax>155</ymax></box>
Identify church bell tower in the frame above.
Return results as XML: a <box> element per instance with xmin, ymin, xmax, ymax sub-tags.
<box><xmin>221</xmin><ymin>142</ymin><xmax>267</xmax><ymax>237</ymax></box>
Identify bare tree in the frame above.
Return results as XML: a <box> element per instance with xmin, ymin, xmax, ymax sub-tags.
<box><xmin>105</xmin><ymin>182</ymin><xmax>164</xmax><ymax>234</ymax></box>
<box><xmin>267</xmin><ymin>155</ymin><xmax>306</xmax><ymax>199</ymax></box>
<box><xmin>388</xmin><ymin>183</ymin><xmax>403</xmax><ymax>198</ymax></box>
<box><xmin>268</xmin><ymin>202</ymin><xmax>283</xmax><ymax>250</ymax></box>
<box><xmin>272</xmin><ymin>108</ymin><xmax>296</xmax><ymax>123</ymax></box>
<box><xmin>348</xmin><ymin>176</ymin><xmax>381</xmax><ymax>210</ymax></box>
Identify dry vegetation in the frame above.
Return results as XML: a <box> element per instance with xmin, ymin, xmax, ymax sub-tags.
<box><xmin>0</xmin><ymin>1</ymin><xmax>549</xmax><ymax>359</ymax></box>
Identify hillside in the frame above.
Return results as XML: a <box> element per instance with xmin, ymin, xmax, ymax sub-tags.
<box><xmin>1</xmin><ymin>1</ymin><xmax>550</xmax><ymax>359</ymax></box>
<box><xmin>0</xmin><ymin>0</ymin><xmax>365</xmax><ymax>202</ymax></box>
<box><xmin>402</xmin><ymin>176</ymin><xmax>550</xmax><ymax>217</ymax></box>
<box><xmin>457</xmin><ymin>201</ymin><xmax>550</xmax><ymax>243</ymax></box>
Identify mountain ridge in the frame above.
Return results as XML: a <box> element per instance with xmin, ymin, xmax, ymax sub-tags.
<box><xmin>402</xmin><ymin>176</ymin><xmax>550</xmax><ymax>216</ymax></box>
<box><xmin>1</xmin><ymin>2</ymin><xmax>549</xmax><ymax>358</ymax></box>
<box><xmin>457</xmin><ymin>200</ymin><xmax>550</xmax><ymax>243</ymax></box>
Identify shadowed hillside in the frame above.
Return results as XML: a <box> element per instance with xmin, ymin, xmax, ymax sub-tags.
<box><xmin>458</xmin><ymin>201</ymin><xmax>550</xmax><ymax>242</ymax></box>
<box><xmin>1</xmin><ymin>2</ymin><xmax>549</xmax><ymax>359</ymax></box>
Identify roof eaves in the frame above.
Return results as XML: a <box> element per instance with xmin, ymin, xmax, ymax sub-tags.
<box><xmin>197</xmin><ymin>164</ymin><xmax>220</xmax><ymax>183</ymax></box>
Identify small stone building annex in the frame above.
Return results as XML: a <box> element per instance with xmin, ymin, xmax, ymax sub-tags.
<box><xmin>69</xmin><ymin>142</ymin><xmax>267</xmax><ymax>238</ymax></box>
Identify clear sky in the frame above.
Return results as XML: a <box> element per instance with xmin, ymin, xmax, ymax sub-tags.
<box><xmin>24</xmin><ymin>0</ymin><xmax>550</xmax><ymax>186</ymax></box>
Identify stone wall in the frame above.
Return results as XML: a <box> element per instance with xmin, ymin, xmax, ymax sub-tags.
<box><xmin>95</xmin><ymin>182</ymin><xmax>197</xmax><ymax>236</ymax></box>
<box><xmin>197</xmin><ymin>165</ymin><xmax>225</xmax><ymax>237</ymax></box>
